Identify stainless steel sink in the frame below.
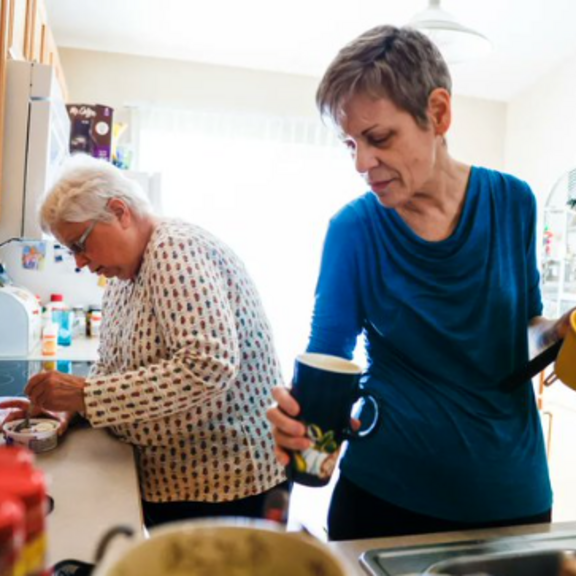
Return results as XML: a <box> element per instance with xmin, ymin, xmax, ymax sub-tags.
<box><xmin>425</xmin><ymin>548</ymin><xmax>576</xmax><ymax>575</ymax></box>
<box><xmin>360</xmin><ymin>532</ymin><xmax>576</xmax><ymax>576</ymax></box>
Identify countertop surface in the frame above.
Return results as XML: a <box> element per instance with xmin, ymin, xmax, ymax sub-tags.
<box><xmin>27</xmin><ymin>335</ymin><xmax>100</xmax><ymax>362</ymax></box>
<box><xmin>329</xmin><ymin>521</ymin><xmax>576</xmax><ymax>575</ymax></box>
<box><xmin>35</xmin><ymin>423</ymin><xmax>143</xmax><ymax>566</ymax></box>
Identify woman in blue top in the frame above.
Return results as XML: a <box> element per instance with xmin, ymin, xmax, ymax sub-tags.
<box><xmin>267</xmin><ymin>24</ymin><xmax>574</xmax><ymax>541</ymax></box>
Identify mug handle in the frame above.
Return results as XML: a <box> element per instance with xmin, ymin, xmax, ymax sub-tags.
<box><xmin>344</xmin><ymin>390</ymin><xmax>380</xmax><ymax>440</ymax></box>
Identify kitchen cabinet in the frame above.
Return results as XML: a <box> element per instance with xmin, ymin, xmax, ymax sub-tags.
<box><xmin>6</xmin><ymin>0</ymin><xmax>27</xmax><ymax>60</ymax></box>
<box><xmin>0</xmin><ymin>0</ymin><xmax>68</xmax><ymax>214</ymax></box>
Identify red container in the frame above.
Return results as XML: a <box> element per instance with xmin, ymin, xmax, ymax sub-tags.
<box><xmin>0</xmin><ymin>446</ymin><xmax>35</xmax><ymax>470</ymax></box>
<box><xmin>0</xmin><ymin>470</ymin><xmax>47</xmax><ymax>576</ymax></box>
<box><xmin>0</xmin><ymin>493</ymin><xmax>26</xmax><ymax>576</ymax></box>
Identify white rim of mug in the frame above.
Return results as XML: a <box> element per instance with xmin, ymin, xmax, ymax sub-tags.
<box><xmin>297</xmin><ymin>353</ymin><xmax>362</xmax><ymax>374</ymax></box>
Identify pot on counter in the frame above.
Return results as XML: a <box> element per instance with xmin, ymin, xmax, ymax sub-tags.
<box><xmin>91</xmin><ymin>518</ymin><xmax>350</xmax><ymax>576</ymax></box>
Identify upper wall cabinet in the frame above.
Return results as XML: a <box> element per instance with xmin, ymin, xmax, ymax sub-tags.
<box><xmin>0</xmin><ymin>0</ymin><xmax>67</xmax><ymax>216</ymax></box>
<box><xmin>2</xmin><ymin>0</ymin><xmax>67</xmax><ymax>96</ymax></box>
<box><xmin>6</xmin><ymin>0</ymin><xmax>27</xmax><ymax>60</ymax></box>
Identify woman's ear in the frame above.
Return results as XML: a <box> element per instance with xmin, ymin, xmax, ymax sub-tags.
<box><xmin>107</xmin><ymin>198</ymin><xmax>132</xmax><ymax>228</ymax></box>
<box><xmin>427</xmin><ymin>88</ymin><xmax>452</xmax><ymax>138</ymax></box>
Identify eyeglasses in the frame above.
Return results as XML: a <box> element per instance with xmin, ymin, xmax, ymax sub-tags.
<box><xmin>68</xmin><ymin>221</ymin><xmax>97</xmax><ymax>255</ymax></box>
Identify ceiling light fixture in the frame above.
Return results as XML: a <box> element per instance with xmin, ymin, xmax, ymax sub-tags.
<box><xmin>409</xmin><ymin>0</ymin><xmax>492</xmax><ymax>64</ymax></box>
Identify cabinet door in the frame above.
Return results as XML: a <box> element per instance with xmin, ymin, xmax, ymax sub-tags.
<box><xmin>26</xmin><ymin>0</ymin><xmax>43</xmax><ymax>62</ymax></box>
<box><xmin>0</xmin><ymin>0</ymin><xmax>9</xmax><ymax>211</ymax></box>
<box><xmin>7</xmin><ymin>0</ymin><xmax>27</xmax><ymax>59</ymax></box>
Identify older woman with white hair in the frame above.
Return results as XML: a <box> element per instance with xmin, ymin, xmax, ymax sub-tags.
<box><xmin>19</xmin><ymin>154</ymin><xmax>287</xmax><ymax>527</ymax></box>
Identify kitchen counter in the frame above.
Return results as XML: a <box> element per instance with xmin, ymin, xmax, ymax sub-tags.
<box><xmin>27</xmin><ymin>335</ymin><xmax>100</xmax><ymax>362</ymax></box>
<box><xmin>329</xmin><ymin>521</ymin><xmax>576</xmax><ymax>575</ymax></box>
<box><xmin>34</xmin><ymin>422</ymin><xmax>143</xmax><ymax>566</ymax></box>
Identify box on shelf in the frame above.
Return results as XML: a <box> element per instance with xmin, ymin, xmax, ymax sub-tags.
<box><xmin>66</xmin><ymin>104</ymin><xmax>114</xmax><ymax>161</ymax></box>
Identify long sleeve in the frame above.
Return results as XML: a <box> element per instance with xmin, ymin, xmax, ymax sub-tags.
<box><xmin>83</xmin><ymin>234</ymin><xmax>241</xmax><ymax>427</ymax></box>
<box><xmin>307</xmin><ymin>209</ymin><xmax>364</xmax><ymax>359</ymax></box>
<box><xmin>78</xmin><ymin>219</ymin><xmax>285</xmax><ymax>503</ymax></box>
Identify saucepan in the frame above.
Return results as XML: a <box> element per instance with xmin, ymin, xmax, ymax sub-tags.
<box><xmin>87</xmin><ymin>518</ymin><xmax>351</xmax><ymax>576</ymax></box>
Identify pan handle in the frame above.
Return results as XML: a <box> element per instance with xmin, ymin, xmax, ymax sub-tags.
<box><xmin>500</xmin><ymin>339</ymin><xmax>563</xmax><ymax>392</ymax></box>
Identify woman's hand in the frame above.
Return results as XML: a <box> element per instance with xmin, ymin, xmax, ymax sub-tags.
<box><xmin>0</xmin><ymin>398</ymin><xmax>74</xmax><ymax>436</ymax></box>
<box><xmin>266</xmin><ymin>386</ymin><xmax>363</xmax><ymax>466</ymax></box>
<box><xmin>266</xmin><ymin>386</ymin><xmax>311</xmax><ymax>466</ymax></box>
<box><xmin>554</xmin><ymin>308</ymin><xmax>576</xmax><ymax>341</ymax></box>
<box><xmin>24</xmin><ymin>372</ymin><xmax>86</xmax><ymax>413</ymax></box>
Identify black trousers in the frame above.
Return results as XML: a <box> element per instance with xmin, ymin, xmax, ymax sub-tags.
<box><xmin>142</xmin><ymin>480</ymin><xmax>291</xmax><ymax>529</ymax></box>
<box><xmin>328</xmin><ymin>475</ymin><xmax>552</xmax><ymax>541</ymax></box>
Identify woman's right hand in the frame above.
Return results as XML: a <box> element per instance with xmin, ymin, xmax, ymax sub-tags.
<box><xmin>267</xmin><ymin>386</ymin><xmax>312</xmax><ymax>466</ymax></box>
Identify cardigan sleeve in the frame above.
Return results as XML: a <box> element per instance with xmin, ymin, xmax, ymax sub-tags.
<box><xmin>83</xmin><ymin>234</ymin><xmax>241</xmax><ymax>427</ymax></box>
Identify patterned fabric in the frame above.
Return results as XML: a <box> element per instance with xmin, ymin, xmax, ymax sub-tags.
<box><xmin>84</xmin><ymin>219</ymin><xmax>286</xmax><ymax>503</ymax></box>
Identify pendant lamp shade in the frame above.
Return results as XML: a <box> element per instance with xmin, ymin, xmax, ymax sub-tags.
<box><xmin>409</xmin><ymin>0</ymin><xmax>492</xmax><ymax>64</ymax></box>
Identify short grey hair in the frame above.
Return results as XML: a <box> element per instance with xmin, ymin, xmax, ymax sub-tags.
<box><xmin>316</xmin><ymin>25</ymin><xmax>452</xmax><ymax>129</ymax></box>
<box><xmin>40</xmin><ymin>154</ymin><xmax>153</xmax><ymax>234</ymax></box>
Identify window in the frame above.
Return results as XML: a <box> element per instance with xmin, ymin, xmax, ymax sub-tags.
<box><xmin>134</xmin><ymin>105</ymin><xmax>366</xmax><ymax>377</ymax></box>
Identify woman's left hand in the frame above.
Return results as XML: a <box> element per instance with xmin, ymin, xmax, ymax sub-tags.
<box><xmin>24</xmin><ymin>372</ymin><xmax>87</xmax><ymax>413</ymax></box>
<box><xmin>554</xmin><ymin>308</ymin><xmax>575</xmax><ymax>341</ymax></box>
<box><xmin>0</xmin><ymin>398</ymin><xmax>74</xmax><ymax>436</ymax></box>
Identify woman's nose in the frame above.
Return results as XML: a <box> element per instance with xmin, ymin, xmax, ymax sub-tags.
<box><xmin>74</xmin><ymin>253</ymin><xmax>89</xmax><ymax>268</ymax></box>
<box><xmin>354</xmin><ymin>143</ymin><xmax>379</xmax><ymax>174</ymax></box>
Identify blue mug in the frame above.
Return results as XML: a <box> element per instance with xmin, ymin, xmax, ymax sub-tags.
<box><xmin>289</xmin><ymin>353</ymin><xmax>380</xmax><ymax>487</ymax></box>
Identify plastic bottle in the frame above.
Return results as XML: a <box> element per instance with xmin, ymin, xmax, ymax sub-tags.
<box><xmin>57</xmin><ymin>309</ymin><xmax>73</xmax><ymax>347</ymax></box>
<box><xmin>41</xmin><ymin>323</ymin><xmax>58</xmax><ymax>357</ymax></box>
<box><xmin>88</xmin><ymin>308</ymin><xmax>102</xmax><ymax>338</ymax></box>
<box><xmin>47</xmin><ymin>294</ymin><xmax>72</xmax><ymax>347</ymax></box>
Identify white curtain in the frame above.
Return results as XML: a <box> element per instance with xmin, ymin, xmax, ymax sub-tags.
<box><xmin>133</xmin><ymin>105</ymin><xmax>366</xmax><ymax>379</ymax></box>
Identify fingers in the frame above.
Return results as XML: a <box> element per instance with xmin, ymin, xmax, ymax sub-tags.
<box><xmin>274</xmin><ymin>446</ymin><xmax>291</xmax><ymax>467</ymax></box>
<box><xmin>24</xmin><ymin>372</ymin><xmax>86</xmax><ymax>412</ymax></box>
<box><xmin>1</xmin><ymin>410</ymin><xmax>27</xmax><ymax>431</ymax></box>
<box><xmin>0</xmin><ymin>399</ymin><xmax>30</xmax><ymax>411</ymax></box>
<box><xmin>267</xmin><ymin>387</ymin><xmax>311</xmax><ymax>458</ymax></box>
<box><xmin>24</xmin><ymin>371</ymin><xmax>56</xmax><ymax>402</ymax></box>
<box><xmin>271</xmin><ymin>385</ymin><xmax>301</xmax><ymax>417</ymax></box>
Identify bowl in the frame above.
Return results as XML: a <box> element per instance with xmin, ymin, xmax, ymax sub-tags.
<box><xmin>93</xmin><ymin>518</ymin><xmax>351</xmax><ymax>576</ymax></box>
<box><xmin>3</xmin><ymin>418</ymin><xmax>59</xmax><ymax>453</ymax></box>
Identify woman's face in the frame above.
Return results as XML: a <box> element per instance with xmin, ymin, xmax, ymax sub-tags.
<box><xmin>54</xmin><ymin>202</ymin><xmax>143</xmax><ymax>281</ymax></box>
<box><xmin>336</xmin><ymin>92</ymin><xmax>440</xmax><ymax>209</ymax></box>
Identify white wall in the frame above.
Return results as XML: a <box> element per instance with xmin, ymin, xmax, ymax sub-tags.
<box><xmin>59</xmin><ymin>47</ymin><xmax>508</xmax><ymax>170</ymax></box>
<box><xmin>506</xmin><ymin>52</ymin><xmax>576</xmax><ymax>207</ymax></box>
<box><xmin>1</xmin><ymin>49</ymin><xmax>506</xmax><ymax>308</ymax></box>
<box><xmin>1</xmin><ymin>241</ymin><xmax>105</xmax><ymax>307</ymax></box>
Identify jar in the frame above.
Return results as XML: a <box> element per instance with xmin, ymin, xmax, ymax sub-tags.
<box><xmin>46</xmin><ymin>294</ymin><xmax>71</xmax><ymax>347</ymax></box>
<box><xmin>0</xmin><ymin>469</ymin><xmax>48</xmax><ymax>576</ymax></box>
<box><xmin>0</xmin><ymin>494</ymin><xmax>26</xmax><ymax>576</ymax></box>
<box><xmin>40</xmin><ymin>323</ymin><xmax>58</xmax><ymax>357</ymax></box>
<box><xmin>88</xmin><ymin>308</ymin><xmax>102</xmax><ymax>338</ymax></box>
